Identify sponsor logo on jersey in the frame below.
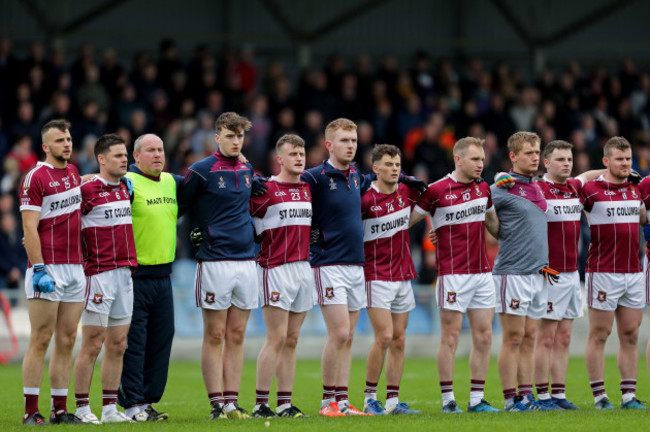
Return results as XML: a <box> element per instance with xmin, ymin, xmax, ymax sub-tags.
<box><xmin>270</xmin><ymin>291</ymin><xmax>280</xmax><ymax>302</ymax></box>
<box><xmin>244</xmin><ymin>175</ymin><xmax>251</xmax><ymax>188</ymax></box>
<box><xmin>597</xmin><ymin>291</ymin><xmax>607</xmax><ymax>302</ymax></box>
<box><xmin>205</xmin><ymin>292</ymin><xmax>216</xmax><ymax>304</ymax></box>
<box><xmin>509</xmin><ymin>299</ymin><xmax>520</xmax><ymax>310</ymax></box>
<box><xmin>325</xmin><ymin>287</ymin><xmax>334</xmax><ymax>299</ymax></box>
<box><xmin>547</xmin><ymin>302</ymin><xmax>553</xmax><ymax>313</ymax></box>
<box><xmin>218</xmin><ymin>176</ymin><xmax>226</xmax><ymax>189</ymax></box>
<box><xmin>329</xmin><ymin>178</ymin><xmax>337</xmax><ymax>190</ymax></box>
<box><xmin>92</xmin><ymin>293</ymin><xmax>103</xmax><ymax>304</ymax></box>
<box><xmin>447</xmin><ymin>292</ymin><xmax>456</xmax><ymax>303</ymax></box>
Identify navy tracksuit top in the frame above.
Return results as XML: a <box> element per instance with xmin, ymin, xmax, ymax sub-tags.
<box><xmin>178</xmin><ymin>151</ymin><xmax>256</xmax><ymax>261</ymax></box>
<box><xmin>301</xmin><ymin>161</ymin><xmax>372</xmax><ymax>267</ymax></box>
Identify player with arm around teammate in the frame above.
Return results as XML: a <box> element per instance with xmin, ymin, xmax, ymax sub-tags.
<box><xmin>72</xmin><ymin>134</ymin><xmax>137</xmax><ymax>423</ymax></box>
<box><xmin>531</xmin><ymin>140</ymin><xmax>587</xmax><ymax>410</ymax></box>
<box><xmin>178</xmin><ymin>112</ymin><xmax>258</xmax><ymax>419</ymax></box>
<box><xmin>582</xmin><ymin>137</ymin><xmax>647</xmax><ymax>410</ymax></box>
<box><xmin>360</xmin><ymin>144</ymin><xmax>422</xmax><ymax>416</ymax></box>
<box><xmin>250</xmin><ymin>134</ymin><xmax>313</xmax><ymax>418</ymax></box>
<box><xmin>20</xmin><ymin>119</ymin><xmax>85</xmax><ymax>425</ymax></box>
<box><xmin>410</xmin><ymin>137</ymin><xmax>501</xmax><ymax>413</ymax></box>
<box><xmin>490</xmin><ymin>132</ymin><xmax>554</xmax><ymax>412</ymax></box>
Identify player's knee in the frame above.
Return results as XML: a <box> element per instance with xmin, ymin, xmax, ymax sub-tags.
<box><xmin>555</xmin><ymin>329</ymin><xmax>571</xmax><ymax>348</ymax></box>
<box><xmin>588</xmin><ymin>327</ymin><xmax>610</xmax><ymax>345</ymax></box>
<box><xmin>374</xmin><ymin>332</ymin><xmax>392</xmax><ymax>349</ymax></box>
<box><xmin>441</xmin><ymin>330</ymin><xmax>460</xmax><ymax>349</ymax></box>
<box><xmin>620</xmin><ymin>328</ymin><xmax>639</xmax><ymax>346</ymax></box>
<box><xmin>55</xmin><ymin>329</ymin><xmax>78</xmax><ymax>351</ymax></box>
<box><xmin>284</xmin><ymin>334</ymin><xmax>299</xmax><ymax>350</ymax></box>
<box><xmin>226</xmin><ymin>327</ymin><xmax>246</xmax><ymax>345</ymax></box>
<box><xmin>329</xmin><ymin>328</ymin><xmax>350</xmax><ymax>347</ymax></box>
<box><xmin>391</xmin><ymin>332</ymin><xmax>406</xmax><ymax>351</ymax></box>
<box><xmin>30</xmin><ymin>327</ymin><xmax>54</xmax><ymax>352</ymax></box>
<box><xmin>503</xmin><ymin>330</ymin><xmax>524</xmax><ymax>348</ymax></box>
<box><xmin>106</xmin><ymin>336</ymin><xmax>127</xmax><ymax>358</ymax></box>
<box><xmin>204</xmin><ymin>327</ymin><xmax>226</xmax><ymax>346</ymax></box>
<box><xmin>474</xmin><ymin>329</ymin><xmax>492</xmax><ymax>350</ymax></box>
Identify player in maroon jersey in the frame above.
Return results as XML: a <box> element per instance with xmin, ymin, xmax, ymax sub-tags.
<box><xmin>640</xmin><ymin>176</ymin><xmax>650</xmax><ymax>381</ymax></box>
<box><xmin>249</xmin><ymin>135</ymin><xmax>313</xmax><ymax>418</ymax></box>
<box><xmin>582</xmin><ymin>137</ymin><xmax>647</xmax><ymax>409</ymax></box>
<box><xmin>410</xmin><ymin>137</ymin><xmax>500</xmax><ymax>413</ymax></box>
<box><xmin>360</xmin><ymin>144</ymin><xmax>421</xmax><ymax>415</ymax></box>
<box><xmin>19</xmin><ymin>120</ymin><xmax>84</xmax><ymax>425</ymax></box>
<box><xmin>532</xmin><ymin>140</ymin><xmax>585</xmax><ymax>410</ymax></box>
<box><xmin>72</xmin><ymin>134</ymin><xmax>137</xmax><ymax>423</ymax></box>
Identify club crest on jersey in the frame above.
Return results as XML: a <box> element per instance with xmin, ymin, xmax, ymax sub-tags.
<box><xmin>304</xmin><ymin>189</ymin><xmax>309</xmax><ymax>200</ymax></box>
<box><xmin>474</xmin><ymin>185</ymin><xmax>482</xmax><ymax>196</ymax></box>
<box><xmin>632</xmin><ymin>190</ymin><xmax>638</xmax><ymax>199</ymax></box>
<box><xmin>270</xmin><ymin>291</ymin><xmax>280</xmax><ymax>302</ymax></box>
<box><xmin>205</xmin><ymin>292</ymin><xmax>216</xmax><ymax>304</ymax></box>
<box><xmin>353</xmin><ymin>176</ymin><xmax>359</xmax><ymax>189</ymax></box>
<box><xmin>92</xmin><ymin>293</ymin><xmax>103</xmax><ymax>305</ymax></box>
<box><xmin>218</xmin><ymin>176</ymin><xmax>226</xmax><ymax>189</ymax></box>
<box><xmin>597</xmin><ymin>291</ymin><xmax>607</xmax><ymax>302</ymax></box>
<box><xmin>547</xmin><ymin>302</ymin><xmax>553</xmax><ymax>313</ymax></box>
<box><xmin>510</xmin><ymin>299</ymin><xmax>520</xmax><ymax>310</ymax></box>
<box><xmin>325</xmin><ymin>287</ymin><xmax>334</xmax><ymax>299</ymax></box>
<box><xmin>517</xmin><ymin>186</ymin><xmax>527</xmax><ymax>197</ymax></box>
<box><xmin>397</xmin><ymin>195</ymin><xmax>405</xmax><ymax>207</ymax></box>
<box><xmin>23</xmin><ymin>186</ymin><xmax>29</xmax><ymax>196</ymax></box>
<box><xmin>329</xmin><ymin>178</ymin><xmax>337</xmax><ymax>190</ymax></box>
<box><xmin>447</xmin><ymin>292</ymin><xmax>457</xmax><ymax>303</ymax></box>
<box><xmin>244</xmin><ymin>175</ymin><xmax>251</xmax><ymax>188</ymax></box>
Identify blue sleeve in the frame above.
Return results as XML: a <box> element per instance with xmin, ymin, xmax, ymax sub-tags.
<box><xmin>360</xmin><ymin>173</ymin><xmax>374</xmax><ymax>193</ymax></box>
<box><xmin>177</xmin><ymin>169</ymin><xmax>205</xmax><ymax>217</ymax></box>
<box><xmin>301</xmin><ymin>170</ymin><xmax>317</xmax><ymax>189</ymax></box>
<box><xmin>172</xmin><ymin>173</ymin><xmax>184</xmax><ymax>190</ymax></box>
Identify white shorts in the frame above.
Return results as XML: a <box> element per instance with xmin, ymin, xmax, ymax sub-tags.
<box><xmin>25</xmin><ymin>264</ymin><xmax>85</xmax><ymax>303</ymax></box>
<box><xmin>313</xmin><ymin>265</ymin><xmax>366</xmax><ymax>311</ymax></box>
<box><xmin>195</xmin><ymin>260</ymin><xmax>258</xmax><ymax>310</ymax></box>
<box><xmin>544</xmin><ymin>271</ymin><xmax>583</xmax><ymax>321</ymax></box>
<box><xmin>586</xmin><ymin>272</ymin><xmax>645</xmax><ymax>311</ymax></box>
<box><xmin>436</xmin><ymin>273</ymin><xmax>496</xmax><ymax>313</ymax></box>
<box><xmin>365</xmin><ymin>280</ymin><xmax>416</xmax><ymax>314</ymax></box>
<box><xmin>83</xmin><ymin>267</ymin><xmax>133</xmax><ymax>320</ymax></box>
<box><xmin>258</xmin><ymin>261</ymin><xmax>313</xmax><ymax>313</ymax></box>
<box><xmin>494</xmin><ymin>273</ymin><xmax>546</xmax><ymax>319</ymax></box>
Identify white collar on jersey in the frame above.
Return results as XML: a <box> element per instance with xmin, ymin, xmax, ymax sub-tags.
<box><xmin>94</xmin><ymin>175</ymin><xmax>120</xmax><ymax>186</ymax></box>
<box><xmin>37</xmin><ymin>161</ymin><xmax>54</xmax><ymax>169</ymax></box>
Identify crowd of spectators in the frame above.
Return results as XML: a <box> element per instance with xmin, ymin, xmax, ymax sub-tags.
<box><xmin>3</xmin><ymin>35</ymin><xmax>650</xmax><ymax>294</ymax></box>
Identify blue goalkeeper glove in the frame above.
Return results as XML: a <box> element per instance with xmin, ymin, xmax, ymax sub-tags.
<box><xmin>120</xmin><ymin>176</ymin><xmax>134</xmax><ymax>198</ymax></box>
<box><xmin>32</xmin><ymin>264</ymin><xmax>55</xmax><ymax>293</ymax></box>
<box><xmin>252</xmin><ymin>176</ymin><xmax>268</xmax><ymax>197</ymax></box>
<box><xmin>400</xmin><ymin>173</ymin><xmax>426</xmax><ymax>193</ymax></box>
<box><xmin>494</xmin><ymin>172</ymin><xmax>515</xmax><ymax>189</ymax></box>
<box><xmin>643</xmin><ymin>224</ymin><xmax>650</xmax><ymax>242</ymax></box>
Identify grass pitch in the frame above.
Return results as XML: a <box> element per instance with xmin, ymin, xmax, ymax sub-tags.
<box><xmin>3</xmin><ymin>357</ymin><xmax>649</xmax><ymax>430</ymax></box>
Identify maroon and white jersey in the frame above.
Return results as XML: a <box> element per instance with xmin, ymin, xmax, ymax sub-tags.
<box><xmin>19</xmin><ymin>162</ymin><xmax>83</xmax><ymax>266</ymax></box>
<box><xmin>581</xmin><ymin>176</ymin><xmax>643</xmax><ymax>273</ymax></box>
<box><xmin>538</xmin><ymin>176</ymin><xmax>584</xmax><ymax>272</ymax></box>
<box><xmin>362</xmin><ymin>183</ymin><xmax>418</xmax><ymax>282</ymax></box>
<box><xmin>250</xmin><ymin>178</ymin><xmax>312</xmax><ymax>268</ymax></box>
<box><xmin>637</xmin><ymin>176</ymin><xmax>650</xmax><ymax>260</ymax></box>
<box><xmin>415</xmin><ymin>174</ymin><xmax>493</xmax><ymax>276</ymax></box>
<box><xmin>81</xmin><ymin>176</ymin><xmax>137</xmax><ymax>276</ymax></box>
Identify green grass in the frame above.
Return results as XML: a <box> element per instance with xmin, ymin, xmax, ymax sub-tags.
<box><xmin>3</xmin><ymin>357</ymin><xmax>650</xmax><ymax>430</ymax></box>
